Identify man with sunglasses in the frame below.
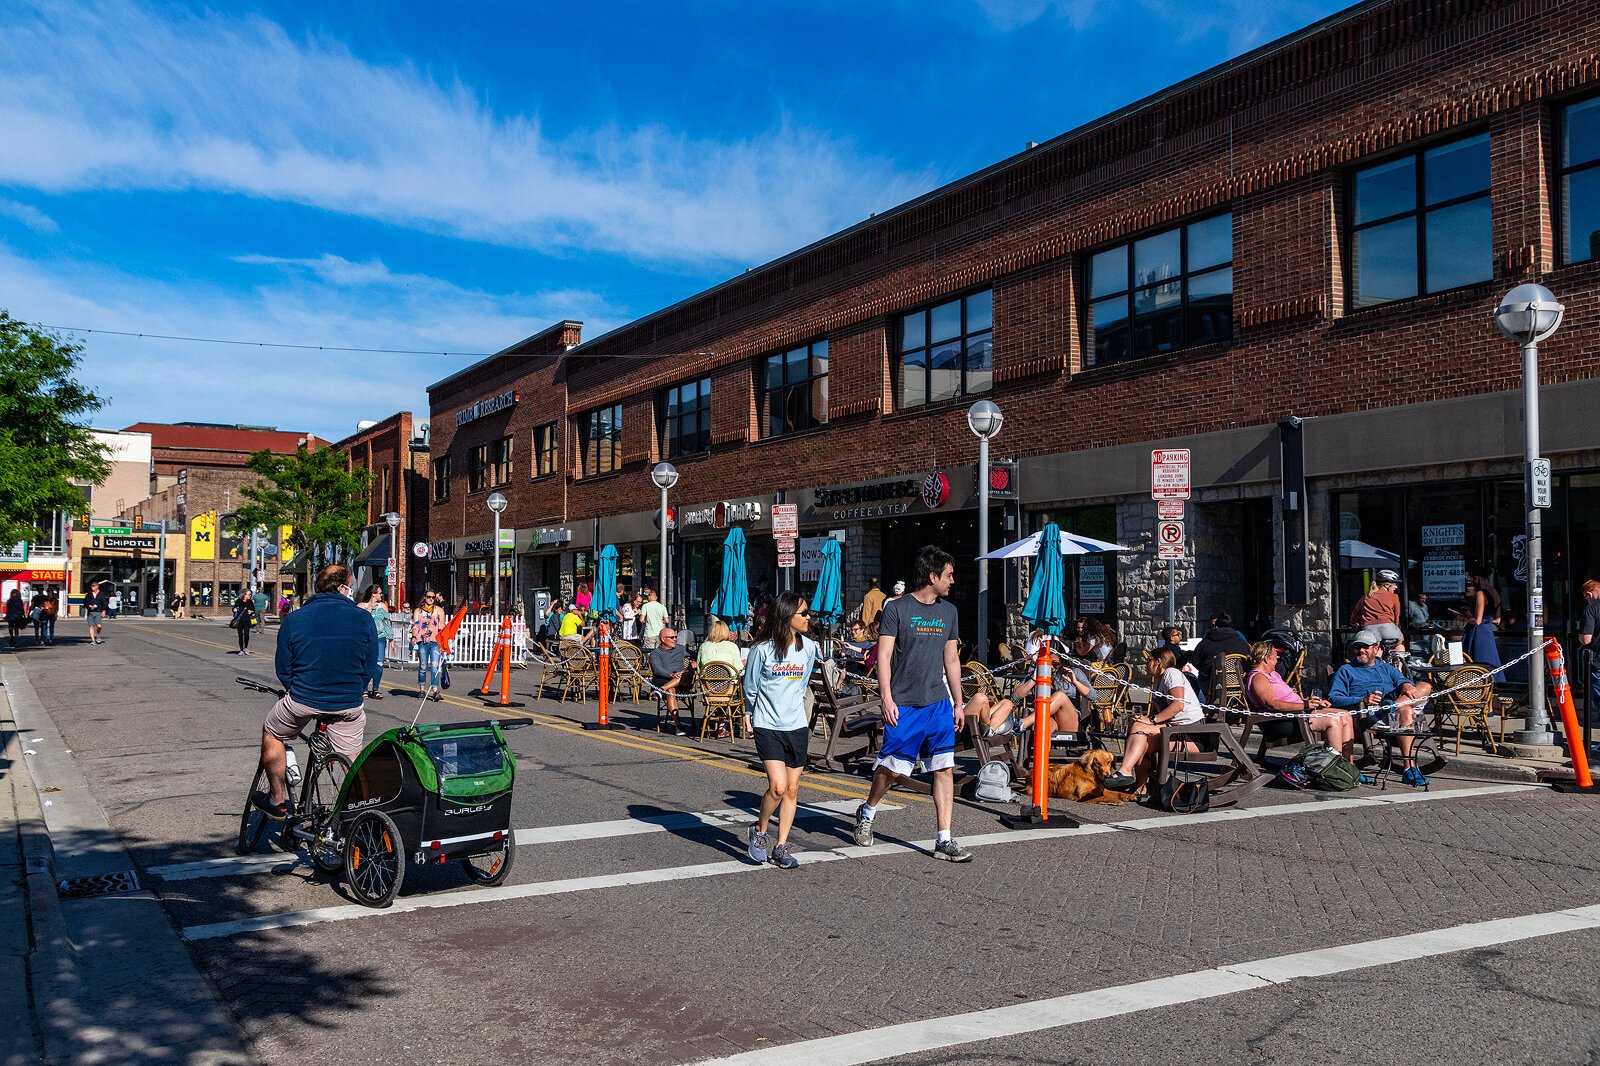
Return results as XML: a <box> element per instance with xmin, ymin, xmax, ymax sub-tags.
<box><xmin>253</xmin><ymin>564</ymin><xmax>379</xmax><ymax>821</ymax></box>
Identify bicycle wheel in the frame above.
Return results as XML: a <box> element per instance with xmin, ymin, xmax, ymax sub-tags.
<box><xmin>460</xmin><ymin>834</ymin><xmax>515</xmax><ymax>886</ymax></box>
<box><xmin>237</xmin><ymin>763</ymin><xmax>271</xmax><ymax>855</ymax></box>
<box><xmin>300</xmin><ymin>752</ymin><xmax>352</xmax><ymax>874</ymax></box>
<box><xmin>345</xmin><ymin>809</ymin><xmax>405</xmax><ymax>908</ymax></box>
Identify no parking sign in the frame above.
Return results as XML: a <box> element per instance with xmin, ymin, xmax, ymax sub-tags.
<box><xmin>1157</xmin><ymin>520</ymin><xmax>1186</xmax><ymax>559</ymax></box>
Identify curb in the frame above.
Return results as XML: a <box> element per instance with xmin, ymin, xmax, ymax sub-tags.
<box><xmin>2</xmin><ymin>677</ymin><xmax>55</xmax><ymax>1066</ymax></box>
<box><xmin>1</xmin><ymin>662</ymin><xmax>253</xmax><ymax>1065</ymax></box>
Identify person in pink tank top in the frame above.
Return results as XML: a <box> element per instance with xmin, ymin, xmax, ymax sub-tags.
<box><xmin>1246</xmin><ymin>641</ymin><xmax>1354</xmax><ymax>760</ymax></box>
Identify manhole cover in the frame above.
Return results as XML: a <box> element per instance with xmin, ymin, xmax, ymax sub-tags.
<box><xmin>57</xmin><ymin>870</ymin><xmax>141</xmax><ymax>900</ymax></box>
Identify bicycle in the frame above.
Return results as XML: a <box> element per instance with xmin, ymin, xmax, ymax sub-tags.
<box><xmin>235</xmin><ymin>677</ymin><xmax>350</xmax><ymax>874</ymax></box>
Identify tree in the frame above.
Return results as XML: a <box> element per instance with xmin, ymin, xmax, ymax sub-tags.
<box><xmin>233</xmin><ymin>445</ymin><xmax>372</xmax><ymax>573</ymax></box>
<box><xmin>0</xmin><ymin>313</ymin><xmax>111</xmax><ymax>548</ymax></box>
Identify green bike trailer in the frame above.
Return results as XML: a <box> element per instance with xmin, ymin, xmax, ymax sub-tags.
<box><xmin>335</xmin><ymin>720</ymin><xmax>520</xmax><ymax>906</ymax></box>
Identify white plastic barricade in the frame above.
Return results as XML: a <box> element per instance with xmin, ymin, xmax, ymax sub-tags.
<box><xmin>389</xmin><ymin>615</ymin><xmax>529</xmax><ymax>666</ymax></box>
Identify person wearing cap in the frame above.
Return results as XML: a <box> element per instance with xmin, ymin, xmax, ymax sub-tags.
<box><xmin>888</xmin><ymin>580</ymin><xmax>907</xmax><ymax>601</ymax></box>
<box><xmin>1350</xmin><ymin>569</ymin><xmax>1405</xmax><ymax>663</ymax></box>
<box><xmin>1328</xmin><ymin>629</ymin><xmax>1434</xmax><ymax>787</ymax></box>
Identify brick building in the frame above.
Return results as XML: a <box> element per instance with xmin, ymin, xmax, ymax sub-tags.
<box><xmin>429</xmin><ymin>0</ymin><xmax>1600</xmax><ymax>674</ymax></box>
<box><xmin>112</xmin><ymin>422</ymin><xmax>328</xmax><ymax>615</ymax></box>
<box><xmin>330</xmin><ymin>412</ymin><xmax>431</xmax><ymax>605</ymax></box>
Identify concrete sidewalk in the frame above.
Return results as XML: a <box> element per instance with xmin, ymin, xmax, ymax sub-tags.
<box><xmin>1</xmin><ymin>660</ymin><xmax>250</xmax><ymax>1066</ymax></box>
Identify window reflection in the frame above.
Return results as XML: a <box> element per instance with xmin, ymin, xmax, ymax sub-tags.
<box><xmin>1086</xmin><ymin>212</ymin><xmax>1232</xmax><ymax>365</ymax></box>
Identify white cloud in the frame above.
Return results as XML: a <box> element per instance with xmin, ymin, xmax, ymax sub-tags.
<box><xmin>0</xmin><ymin>0</ymin><xmax>934</xmax><ymax>267</ymax></box>
<box><xmin>0</xmin><ymin>240</ymin><xmax>613</xmax><ymax>440</ymax></box>
<box><xmin>0</xmin><ymin>197</ymin><xmax>59</xmax><ymax>233</ymax></box>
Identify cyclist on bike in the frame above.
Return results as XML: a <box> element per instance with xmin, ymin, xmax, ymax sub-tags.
<box><xmin>252</xmin><ymin>564</ymin><xmax>380</xmax><ymax>820</ymax></box>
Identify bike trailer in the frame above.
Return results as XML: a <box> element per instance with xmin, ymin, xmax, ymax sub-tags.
<box><xmin>338</xmin><ymin>720</ymin><xmax>517</xmax><ymax>866</ymax></box>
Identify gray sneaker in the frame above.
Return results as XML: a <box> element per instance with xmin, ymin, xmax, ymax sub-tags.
<box><xmin>747</xmin><ymin>825</ymin><xmax>770</xmax><ymax>864</ymax></box>
<box><xmin>933</xmin><ymin>838</ymin><xmax>973</xmax><ymax>863</ymax></box>
<box><xmin>852</xmin><ymin>804</ymin><xmax>875</xmax><ymax>847</ymax></box>
<box><xmin>769</xmin><ymin>843</ymin><xmax>799</xmax><ymax>870</ymax></box>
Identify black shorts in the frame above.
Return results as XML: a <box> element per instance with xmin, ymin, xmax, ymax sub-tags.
<box><xmin>754</xmin><ymin>727</ymin><xmax>810</xmax><ymax>769</ymax></box>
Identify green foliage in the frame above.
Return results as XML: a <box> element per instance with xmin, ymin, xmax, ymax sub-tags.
<box><xmin>234</xmin><ymin>445</ymin><xmax>372</xmax><ymax>568</ymax></box>
<box><xmin>0</xmin><ymin>313</ymin><xmax>111</xmax><ymax>547</ymax></box>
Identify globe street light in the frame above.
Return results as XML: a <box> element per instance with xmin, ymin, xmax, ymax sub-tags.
<box><xmin>486</xmin><ymin>492</ymin><xmax>508</xmax><ymax>622</ymax></box>
<box><xmin>968</xmin><ymin>400</ymin><xmax>1004</xmax><ymax>663</ymax></box>
<box><xmin>651</xmin><ymin>462</ymin><xmax>679</xmax><ymax>614</ymax></box>
<box><xmin>1494</xmin><ymin>283</ymin><xmax>1564</xmax><ymax>746</ymax></box>
<box><xmin>383</xmin><ymin>511</ymin><xmax>401</xmax><ymax>607</ymax></box>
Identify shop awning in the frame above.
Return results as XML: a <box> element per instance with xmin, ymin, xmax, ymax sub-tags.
<box><xmin>279</xmin><ymin>555</ymin><xmax>311</xmax><ymax>576</ymax></box>
<box><xmin>353</xmin><ymin>534</ymin><xmax>393</xmax><ymax>569</ymax></box>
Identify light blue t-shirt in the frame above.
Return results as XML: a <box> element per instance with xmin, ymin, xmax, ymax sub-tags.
<box><xmin>743</xmin><ymin>635</ymin><xmax>819</xmax><ymax>731</ymax></box>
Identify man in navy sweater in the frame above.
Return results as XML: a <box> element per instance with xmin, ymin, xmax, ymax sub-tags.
<box><xmin>253</xmin><ymin>564</ymin><xmax>380</xmax><ymax>819</ymax></box>
<box><xmin>1328</xmin><ymin>629</ymin><xmax>1434</xmax><ymax>787</ymax></box>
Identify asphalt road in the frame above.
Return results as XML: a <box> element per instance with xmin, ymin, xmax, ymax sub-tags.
<box><xmin>13</xmin><ymin>617</ymin><xmax>1600</xmax><ymax>1065</ymax></box>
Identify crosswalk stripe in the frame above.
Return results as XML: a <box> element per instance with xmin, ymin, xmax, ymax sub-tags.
<box><xmin>177</xmin><ymin>783</ymin><xmax>1537</xmax><ymax>941</ymax></box>
<box><xmin>150</xmin><ymin>799</ymin><xmax>891</xmax><ymax>882</ymax></box>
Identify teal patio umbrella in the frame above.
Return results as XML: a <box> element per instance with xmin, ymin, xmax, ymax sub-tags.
<box><xmin>811</xmin><ymin>538</ymin><xmax>843</xmax><ymax>626</ymax></box>
<box><xmin>1021</xmin><ymin>523</ymin><xmax>1067</xmax><ymax>636</ymax></box>
<box><xmin>711</xmin><ymin>527</ymin><xmax>749</xmax><ymax>633</ymax></box>
<box><xmin>594</xmin><ymin>544</ymin><xmax>619</xmax><ymax>623</ymax></box>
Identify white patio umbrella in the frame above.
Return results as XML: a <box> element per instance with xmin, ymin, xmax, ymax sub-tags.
<box><xmin>1338</xmin><ymin>539</ymin><xmax>1402</xmax><ymax>569</ymax></box>
<box><xmin>978</xmin><ymin>529</ymin><xmax>1134</xmax><ymax>560</ymax></box>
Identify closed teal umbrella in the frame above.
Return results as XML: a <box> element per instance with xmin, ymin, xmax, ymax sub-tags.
<box><xmin>811</xmin><ymin>538</ymin><xmax>843</xmax><ymax>625</ymax></box>
<box><xmin>711</xmin><ymin>527</ymin><xmax>749</xmax><ymax>633</ymax></box>
<box><xmin>1021</xmin><ymin>524</ymin><xmax>1067</xmax><ymax>636</ymax></box>
<box><xmin>594</xmin><ymin>544</ymin><xmax>619</xmax><ymax>623</ymax></box>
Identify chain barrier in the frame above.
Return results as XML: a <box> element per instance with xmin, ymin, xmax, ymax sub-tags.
<box><xmin>1035</xmin><ymin>642</ymin><xmax>1549</xmax><ymax>721</ymax></box>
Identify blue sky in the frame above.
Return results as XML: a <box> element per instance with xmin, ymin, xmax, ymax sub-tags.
<box><xmin>0</xmin><ymin>0</ymin><xmax>1348</xmax><ymax>441</ymax></box>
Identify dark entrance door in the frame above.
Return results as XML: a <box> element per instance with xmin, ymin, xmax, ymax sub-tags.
<box><xmin>878</xmin><ymin>512</ymin><xmax>981</xmax><ymax>654</ymax></box>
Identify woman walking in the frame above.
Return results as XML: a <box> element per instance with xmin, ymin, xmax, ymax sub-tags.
<box><xmin>40</xmin><ymin>593</ymin><xmax>58</xmax><ymax>646</ymax></box>
<box><xmin>361</xmin><ymin>584</ymin><xmax>391</xmax><ymax>699</ymax></box>
<box><xmin>4</xmin><ymin>590</ymin><xmax>26</xmax><ymax>649</ymax></box>
<box><xmin>230</xmin><ymin>594</ymin><xmax>258</xmax><ymax>655</ymax></box>
<box><xmin>743</xmin><ymin>591</ymin><xmax>820</xmax><ymax>870</ymax></box>
<box><xmin>1457</xmin><ymin>567</ymin><xmax>1502</xmax><ymax>671</ymax></box>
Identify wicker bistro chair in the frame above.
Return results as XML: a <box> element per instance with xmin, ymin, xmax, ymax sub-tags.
<box><xmin>558</xmin><ymin>642</ymin><xmax>600</xmax><ymax>706</ymax></box>
<box><xmin>1434</xmin><ymin>663</ymin><xmax>1503</xmax><ymax>754</ymax></box>
<box><xmin>610</xmin><ymin>640</ymin><xmax>647</xmax><ymax>703</ymax></box>
<box><xmin>1087</xmin><ymin>662</ymin><xmax>1131</xmax><ymax>751</ymax></box>
<box><xmin>1215</xmin><ymin>653</ymin><xmax>1252</xmax><ymax>721</ymax></box>
<box><xmin>696</xmin><ymin>663</ymin><xmax>744</xmax><ymax>741</ymax></box>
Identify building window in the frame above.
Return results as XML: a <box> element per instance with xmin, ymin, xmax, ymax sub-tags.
<box><xmin>1350</xmin><ymin>133</ymin><xmax>1490</xmax><ymax>308</ymax></box>
<box><xmin>578</xmin><ymin>403</ymin><xmax>623</xmax><ymax>477</ymax></box>
<box><xmin>434</xmin><ymin>456</ymin><xmax>451</xmax><ymax>502</ymax></box>
<box><xmin>897</xmin><ymin>290</ymin><xmax>992</xmax><ymax>409</ymax></box>
<box><xmin>491</xmin><ymin>436</ymin><xmax>512</xmax><ymax>485</ymax></box>
<box><xmin>469</xmin><ymin>443</ymin><xmax>490</xmax><ymax>493</ymax></box>
<box><xmin>1088</xmin><ymin>212</ymin><xmax>1232</xmax><ymax>365</ymax></box>
<box><xmin>534</xmin><ymin>423</ymin><xmax>559</xmax><ymax>477</ymax></box>
<box><xmin>761</xmin><ymin>340</ymin><xmax>828</xmax><ymax>437</ymax></box>
<box><xmin>1560</xmin><ymin>96</ymin><xmax>1600</xmax><ymax>265</ymax></box>
<box><xmin>660</xmin><ymin>377</ymin><xmax>711</xmax><ymax>457</ymax></box>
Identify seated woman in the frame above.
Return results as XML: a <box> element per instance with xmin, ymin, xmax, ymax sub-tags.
<box><xmin>840</xmin><ymin>617</ymin><xmax>876</xmax><ymax>678</ymax></box>
<box><xmin>1104</xmin><ymin>647</ymin><xmax>1205</xmax><ymax>793</ymax></box>
<box><xmin>968</xmin><ymin>631</ymin><xmax>1088</xmax><ymax>739</ymax></box>
<box><xmin>1244</xmin><ymin>641</ymin><xmax>1352</xmax><ymax>760</ymax></box>
<box><xmin>696</xmin><ymin>619</ymin><xmax>744</xmax><ymax>674</ymax></box>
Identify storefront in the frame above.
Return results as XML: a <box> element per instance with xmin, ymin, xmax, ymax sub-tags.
<box><xmin>455</xmin><ymin>529</ymin><xmax>516</xmax><ymax>613</ymax></box>
<box><xmin>425</xmin><ymin>539</ymin><xmax>454</xmax><ymax>605</ymax></box>
<box><xmin>75</xmin><ymin>531</ymin><xmax>180</xmax><ymax>615</ymax></box>
<box><xmin>515</xmin><ymin>524</ymin><xmax>593</xmax><ymax>626</ymax></box>
<box><xmin>675</xmin><ymin>495</ymin><xmax>774</xmax><ymax>636</ymax></box>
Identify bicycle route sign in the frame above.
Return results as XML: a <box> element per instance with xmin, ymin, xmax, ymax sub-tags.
<box><xmin>1151</xmin><ymin>448</ymin><xmax>1191</xmax><ymax>500</ymax></box>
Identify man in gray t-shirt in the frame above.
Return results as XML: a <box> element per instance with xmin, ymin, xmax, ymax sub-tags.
<box><xmin>647</xmin><ymin>628</ymin><xmax>690</xmax><ymax>735</ymax></box>
<box><xmin>852</xmin><ymin>545</ymin><xmax>972</xmax><ymax>863</ymax></box>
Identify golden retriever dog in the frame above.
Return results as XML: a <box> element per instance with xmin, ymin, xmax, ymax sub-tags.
<box><xmin>1047</xmin><ymin>749</ymin><xmax>1130</xmax><ymax>804</ymax></box>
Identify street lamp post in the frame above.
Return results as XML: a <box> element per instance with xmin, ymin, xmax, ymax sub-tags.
<box><xmin>967</xmin><ymin>400</ymin><xmax>1004</xmax><ymax>664</ymax></box>
<box><xmin>487</xmin><ymin>493</ymin><xmax>508</xmax><ymax>621</ymax></box>
<box><xmin>1494</xmin><ymin>283</ymin><xmax>1564</xmax><ymax>746</ymax></box>
<box><xmin>383</xmin><ymin>511</ymin><xmax>401</xmax><ymax>606</ymax></box>
<box><xmin>652</xmin><ymin>462</ymin><xmax>679</xmax><ymax>615</ymax></box>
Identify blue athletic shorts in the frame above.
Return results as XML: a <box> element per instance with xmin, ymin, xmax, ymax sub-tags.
<box><xmin>874</xmin><ymin>698</ymin><xmax>956</xmax><ymax>777</ymax></box>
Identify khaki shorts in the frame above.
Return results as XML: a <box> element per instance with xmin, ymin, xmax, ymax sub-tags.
<box><xmin>264</xmin><ymin>694</ymin><xmax>366</xmax><ymax>761</ymax></box>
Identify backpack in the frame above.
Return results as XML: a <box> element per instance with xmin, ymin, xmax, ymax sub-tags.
<box><xmin>975</xmin><ymin>760</ymin><xmax>1013</xmax><ymax>803</ymax></box>
<box><xmin>1297</xmin><ymin>743</ymin><xmax>1360</xmax><ymax>791</ymax></box>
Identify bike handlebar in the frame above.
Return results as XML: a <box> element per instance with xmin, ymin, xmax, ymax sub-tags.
<box><xmin>235</xmin><ymin>676</ymin><xmax>287</xmax><ymax>698</ymax></box>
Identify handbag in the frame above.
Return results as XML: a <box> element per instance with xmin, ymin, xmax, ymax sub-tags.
<box><xmin>441</xmin><ymin>661</ymin><xmax>452</xmax><ymax>690</ymax></box>
<box><xmin>1158</xmin><ymin>771</ymin><xmax>1210</xmax><ymax>814</ymax></box>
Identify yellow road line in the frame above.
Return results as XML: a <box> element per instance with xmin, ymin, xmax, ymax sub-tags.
<box><xmin>382</xmin><ymin>683</ymin><xmax>909</xmax><ymax>804</ymax></box>
<box><xmin>126</xmin><ymin>623</ymin><xmax>907</xmax><ymax>804</ymax></box>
